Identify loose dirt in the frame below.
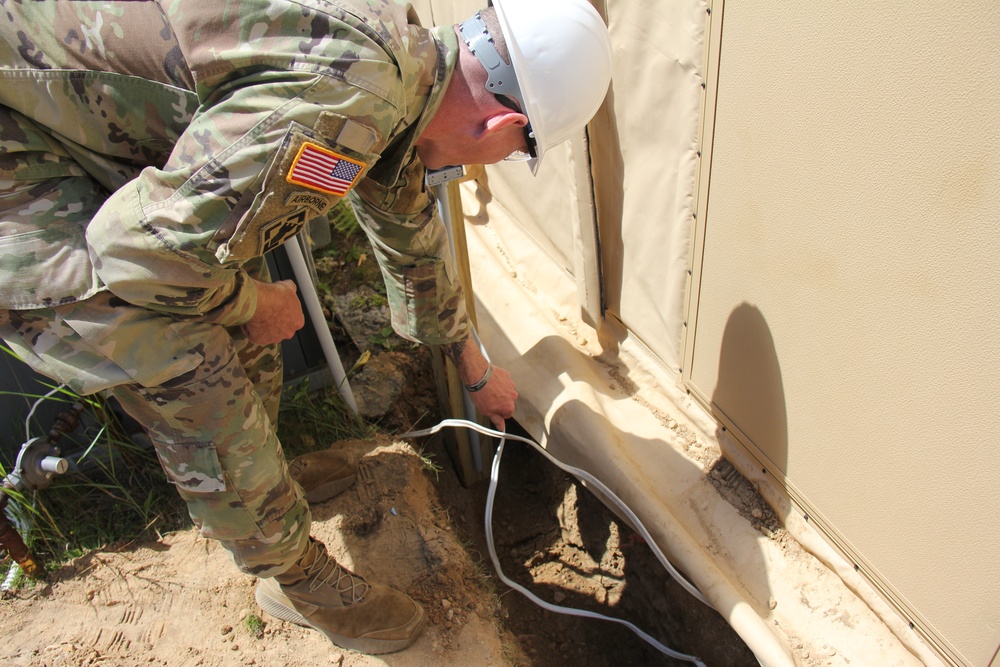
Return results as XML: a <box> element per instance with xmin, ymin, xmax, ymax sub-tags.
<box><xmin>0</xmin><ymin>369</ymin><xmax>756</xmax><ymax>667</ymax></box>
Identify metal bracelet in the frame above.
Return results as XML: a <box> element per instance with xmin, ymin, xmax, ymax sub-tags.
<box><xmin>464</xmin><ymin>363</ymin><xmax>494</xmax><ymax>392</ymax></box>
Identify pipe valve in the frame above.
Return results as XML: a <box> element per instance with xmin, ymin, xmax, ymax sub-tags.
<box><xmin>8</xmin><ymin>437</ymin><xmax>68</xmax><ymax>492</ymax></box>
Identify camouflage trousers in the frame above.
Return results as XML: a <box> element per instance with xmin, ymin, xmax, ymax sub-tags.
<box><xmin>0</xmin><ymin>286</ymin><xmax>311</xmax><ymax>578</ymax></box>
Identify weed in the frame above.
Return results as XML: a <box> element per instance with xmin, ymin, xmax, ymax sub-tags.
<box><xmin>328</xmin><ymin>200</ymin><xmax>360</xmax><ymax>236</ymax></box>
<box><xmin>501</xmin><ymin>640</ymin><xmax>527</xmax><ymax>667</ymax></box>
<box><xmin>243</xmin><ymin>612</ymin><xmax>266</xmax><ymax>639</ymax></box>
<box><xmin>417</xmin><ymin>450</ymin><xmax>443</xmax><ymax>481</ymax></box>
<box><xmin>342</xmin><ymin>245</ymin><xmax>364</xmax><ymax>266</ymax></box>
<box><xmin>276</xmin><ymin>379</ymin><xmax>376</xmax><ymax>459</ymax></box>
<box><xmin>30</xmin><ymin>445</ymin><xmax>186</xmax><ymax>561</ymax></box>
<box><xmin>368</xmin><ymin>325</ymin><xmax>398</xmax><ymax>351</ymax></box>
<box><xmin>348</xmin><ymin>293</ymin><xmax>387</xmax><ymax>310</ymax></box>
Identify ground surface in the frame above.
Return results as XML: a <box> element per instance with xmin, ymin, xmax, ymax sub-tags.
<box><xmin>0</xmin><ymin>373</ymin><xmax>756</xmax><ymax>667</ymax></box>
<box><xmin>1</xmin><ymin>222</ymin><xmax>757</xmax><ymax>667</ymax></box>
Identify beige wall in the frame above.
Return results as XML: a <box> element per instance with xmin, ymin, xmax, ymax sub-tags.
<box><xmin>686</xmin><ymin>2</ymin><xmax>1000</xmax><ymax>665</ymax></box>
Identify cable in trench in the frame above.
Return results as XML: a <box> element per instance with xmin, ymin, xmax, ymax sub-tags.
<box><xmin>401</xmin><ymin>418</ymin><xmax>710</xmax><ymax>667</ymax></box>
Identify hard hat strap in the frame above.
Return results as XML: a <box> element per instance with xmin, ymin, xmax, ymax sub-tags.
<box><xmin>458</xmin><ymin>12</ymin><xmax>527</xmax><ymax>118</ymax></box>
<box><xmin>459</xmin><ymin>11</ymin><xmax>537</xmax><ymax>159</ymax></box>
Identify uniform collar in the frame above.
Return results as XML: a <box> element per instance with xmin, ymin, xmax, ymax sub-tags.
<box><xmin>367</xmin><ymin>24</ymin><xmax>459</xmax><ymax>188</ymax></box>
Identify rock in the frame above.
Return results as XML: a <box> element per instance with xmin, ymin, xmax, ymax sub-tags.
<box><xmin>331</xmin><ymin>287</ymin><xmax>392</xmax><ymax>353</ymax></box>
<box><xmin>351</xmin><ymin>352</ymin><xmax>406</xmax><ymax>419</ymax></box>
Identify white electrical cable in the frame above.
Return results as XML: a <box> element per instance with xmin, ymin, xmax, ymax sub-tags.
<box><xmin>400</xmin><ymin>418</ymin><xmax>710</xmax><ymax>666</ymax></box>
<box><xmin>1</xmin><ymin>561</ymin><xmax>20</xmax><ymax>594</ymax></box>
<box><xmin>24</xmin><ymin>384</ymin><xmax>65</xmax><ymax>441</ymax></box>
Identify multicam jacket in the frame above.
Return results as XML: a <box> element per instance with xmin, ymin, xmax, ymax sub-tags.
<box><xmin>0</xmin><ymin>0</ymin><xmax>468</xmax><ymax>355</ymax></box>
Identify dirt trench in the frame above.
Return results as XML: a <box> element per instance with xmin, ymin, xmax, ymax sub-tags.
<box><xmin>361</xmin><ymin>344</ymin><xmax>759</xmax><ymax>667</ymax></box>
<box><xmin>428</xmin><ymin>420</ymin><xmax>759</xmax><ymax>667</ymax></box>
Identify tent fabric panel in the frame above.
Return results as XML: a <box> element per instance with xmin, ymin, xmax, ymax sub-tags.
<box><xmin>686</xmin><ymin>2</ymin><xmax>1000</xmax><ymax>665</ymax></box>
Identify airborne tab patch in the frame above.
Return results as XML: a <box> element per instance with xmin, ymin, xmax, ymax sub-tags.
<box><xmin>286</xmin><ymin>142</ymin><xmax>365</xmax><ymax>196</ymax></box>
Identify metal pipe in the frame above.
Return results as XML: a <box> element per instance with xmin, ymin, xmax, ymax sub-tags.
<box><xmin>432</xmin><ymin>180</ymin><xmax>484</xmax><ymax>473</ymax></box>
<box><xmin>0</xmin><ymin>485</ymin><xmax>39</xmax><ymax>579</ymax></box>
<box><xmin>282</xmin><ymin>233</ymin><xmax>359</xmax><ymax>417</ymax></box>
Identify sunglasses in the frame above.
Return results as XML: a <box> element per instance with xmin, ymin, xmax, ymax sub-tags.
<box><xmin>494</xmin><ymin>94</ymin><xmax>538</xmax><ymax>161</ymax></box>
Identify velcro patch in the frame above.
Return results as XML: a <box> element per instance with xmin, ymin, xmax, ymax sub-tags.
<box><xmin>286</xmin><ymin>142</ymin><xmax>365</xmax><ymax>196</ymax></box>
<box><xmin>257</xmin><ymin>207</ymin><xmax>311</xmax><ymax>255</ymax></box>
<box><xmin>285</xmin><ymin>191</ymin><xmax>334</xmax><ymax>215</ymax></box>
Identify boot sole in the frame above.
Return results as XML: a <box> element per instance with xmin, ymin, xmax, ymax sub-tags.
<box><xmin>255</xmin><ymin>578</ymin><xmax>426</xmax><ymax>655</ymax></box>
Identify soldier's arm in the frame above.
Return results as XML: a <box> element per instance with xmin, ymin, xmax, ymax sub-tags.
<box><xmin>349</xmin><ymin>162</ymin><xmax>517</xmax><ymax>426</ymax></box>
<box><xmin>348</xmin><ymin>154</ymin><xmax>471</xmax><ymax>346</ymax></box>
<box><xmin>85</xmin><ymin>73</ymin><xmax>387</xmax><ymax>329</ymax></box>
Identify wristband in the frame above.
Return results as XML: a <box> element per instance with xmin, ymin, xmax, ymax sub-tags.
<box><xmin>464</xmin><ymin>363</ymin><xmax>493</xmax><ymax>392</ymax></box>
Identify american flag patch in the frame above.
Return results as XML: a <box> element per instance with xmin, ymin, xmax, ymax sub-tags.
<box><xmin>286</xmin><ymin>142</ymin><xmax>365</xmax><ymax>196</ymax></box>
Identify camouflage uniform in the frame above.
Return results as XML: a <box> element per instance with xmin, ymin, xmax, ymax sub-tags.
<box><xmin>0</xmin><ymin>0</ymin><xmax>468</xmax><ymax>576</ymax></box>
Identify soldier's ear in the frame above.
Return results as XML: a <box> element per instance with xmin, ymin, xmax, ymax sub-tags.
<box><xmin>480</xmin><ymin>109</ymin><xmax>527</xmax><ymax>138</ymax></box>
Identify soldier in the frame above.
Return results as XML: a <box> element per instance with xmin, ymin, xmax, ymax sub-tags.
<box><xmin>0</xmin><ymin>0</ymin><xmax>612</xmax><ymax>655</ymax></box>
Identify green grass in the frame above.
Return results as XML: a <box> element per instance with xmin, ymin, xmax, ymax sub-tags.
<box><xmin>243</xmin><ymin>611</ymin><xmax>266</xmax><ymax>638</ymax></box>
<box><xmin>1</xmin><ymin>388</ymin><xmax>190</xmax><ymax>581</ymax></box>
<box><xmin>313</xmin><ymin>202</ymin><xmax>385</xmax><ymax>294</ymax></box>
<box><xmin>328</xmin><ymin>200</ymin><xmax>360</xmax><ymax>237</ymax></box>
<box><xmin>1</xmin><ymin>360</ymin><xmax>374</xmax><ymax>583</ymax></box>
<box><xmin>275</xmin><ymin>379</ymin><xmax>376</xmax><ymax>459</ymax></box>
<box><xmin>418</xmin><ymin>450</ymin><xmax>444</xmax><ymax>481</ymax></box>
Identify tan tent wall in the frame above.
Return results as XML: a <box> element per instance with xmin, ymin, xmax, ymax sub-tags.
<box><xmin>410</xmin><ymin>1</ymin><xmax>997</xmax><ymax>665</ymax></box>
<box><xmin>478</xmin><ymin>0</ymin><xmax>705</xmax><ymax>370</ymax></box>
<box><xmin>685</xmin><ymin>2</ymin><xmax>1000</xmax><ymax>666</ymax></box>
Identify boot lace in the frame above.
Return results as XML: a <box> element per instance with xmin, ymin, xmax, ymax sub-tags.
<box><xmin>302</xmin><ymin>540</ymin><xmax>371</xmax><ymax>606</ymax></box>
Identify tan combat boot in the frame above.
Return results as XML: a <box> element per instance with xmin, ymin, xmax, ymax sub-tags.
<box><xmin>287</xmin><ymin>449</ymin><xmax>356</xmax><ymax>503</ymax></box>
<box><xmin>255</xmin><ymin>538</ymin><xmax>426</xmax><ymax>655</ymax></box>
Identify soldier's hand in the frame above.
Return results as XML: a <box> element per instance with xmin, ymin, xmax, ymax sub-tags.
<box><xmin>467</xmin><ymin>363</ymin><xmax>517</xmax><ymax>431</ymax></box>
<box><xmin>454</xmin><ymin>336</ymin><xmax>517</xmax><ymax>429</ymax></box>
<box><xmin>244</xmin><ymin>279</ymin><xmax>305</xmax><ymax>345</ymax></box>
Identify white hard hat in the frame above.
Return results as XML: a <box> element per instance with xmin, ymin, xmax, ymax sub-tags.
<box><xmin>459</xmin><ymin>0</ymin><xmax>613</xmax><ymax>174</ymax></box>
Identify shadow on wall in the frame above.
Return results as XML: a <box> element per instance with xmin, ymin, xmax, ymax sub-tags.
<box><xmin>709</xmin><ymin>302</ymin><xmax>791</xmax><ymax>524</ymax></box>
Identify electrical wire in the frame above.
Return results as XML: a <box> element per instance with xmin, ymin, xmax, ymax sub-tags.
<box><xmin>400</xmin><ymin>418</ymin><xmax>709</xmax><ymax>666</ymax></box>
<box><xmin>24</xmin><ymin>384</ymin><xmax>65</xmax><ymax>442</ymax></box>
<box><xmin>5</xmin><ymin>383</ymin><xmax>66</xmax><ymax>588</ymax></box>
<box><xmin>1</xmin><ymin>561</ymin><xmax>20</xmax><ymax>594</ymax></box>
